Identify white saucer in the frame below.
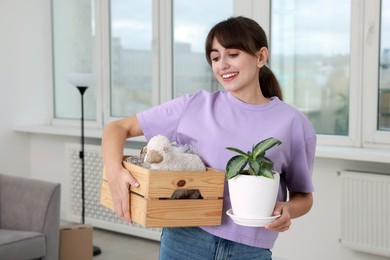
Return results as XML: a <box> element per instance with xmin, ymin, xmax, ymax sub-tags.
<box><xmin>226</xmin><ymin>209</ymin><xmax>280</xmax><ymax>227</ymax></box>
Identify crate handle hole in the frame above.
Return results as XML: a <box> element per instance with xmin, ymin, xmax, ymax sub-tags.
<box><xmin>170</xmin><ymin>189</ymin><xmax>203</xmax><ymax>200</ymax></box>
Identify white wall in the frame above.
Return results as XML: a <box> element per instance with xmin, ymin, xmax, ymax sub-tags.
<box><xmin>0</xmin><ymin>0</ymin><xmax>51</xmax><ymax>177</ymax></box>
<box><xmin>0</xmin><ymin>1</ymin><xmax>389</xmax><ymax>260</ymax></box>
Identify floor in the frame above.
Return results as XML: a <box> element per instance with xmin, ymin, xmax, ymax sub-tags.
<box><xmin>92</xmin><ymin>227</ymin><xmax>160</xmax><ymax>260</ymax></box>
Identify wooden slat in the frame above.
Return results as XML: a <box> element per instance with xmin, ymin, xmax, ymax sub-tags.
<box><xmin>122</xmin><ymin>161</ymin><xmax>225</xmax><ymax>199</ymax></box>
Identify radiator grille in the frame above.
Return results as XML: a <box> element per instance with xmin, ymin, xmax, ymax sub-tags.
<box><xmin>65</xmin><ymin>143</ymin><xmax>161</xmax><ymax>241</ymax></box>
<box><xmin>340</xmin><ymin>170</ymin><xmax>390</xmax><ymax>257</ymax></box>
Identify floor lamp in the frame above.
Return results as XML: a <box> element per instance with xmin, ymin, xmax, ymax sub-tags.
<box><xmin>67</xmin><ymin>73</ymin><xmax>101</xmax><ymax>257</ymax></box>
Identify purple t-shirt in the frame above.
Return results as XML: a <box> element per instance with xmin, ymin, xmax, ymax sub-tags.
<box><xmin>137</xmin><ymin>90</ymin><xmax>316</xmax><ymax>249</ymax></box>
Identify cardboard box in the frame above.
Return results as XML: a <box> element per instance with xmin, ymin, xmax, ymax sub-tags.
<box><xmin>60</xmin><ymin>225</ymin><xmax>93</xmax><ymax>260</ymax></box>
<box><xmin>100</xmin><ymin>159</ymin><xmax>225</xmax><ymax>228</ymax></box>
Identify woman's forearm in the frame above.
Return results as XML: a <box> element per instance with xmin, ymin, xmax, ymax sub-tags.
<box><xmin>101</xmin><ymin>116</ymin><xmax>143</xmax><ymax>170</ymax></box>
<box><xmin>102</xmin><ymin>120</ymin><xmax>129</xmax><ymax>171</ymax></box>
<box><xmin>285</xmin><ymin>192</ymin><xmax>313</xmax><ymax>219</ymax></box>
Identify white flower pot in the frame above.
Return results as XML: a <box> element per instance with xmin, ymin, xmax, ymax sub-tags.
<box><xmin>228</xmin><ymin>172</ymin><xmax>280</xmax><ymax>219</ymax></box>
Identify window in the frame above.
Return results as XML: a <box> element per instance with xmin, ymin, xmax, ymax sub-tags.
<box><xmin>172</xmin><ymin>0</ymin><xmax>232</xmax><ymax>98</ymax></box>
<box><xmin>110</xmin><ymin>0</ymin><xmax>153</xmax><ymax>117</ymax></box>
<box><xmin>107</xmin><ymin>0</ymin><xmax>233</xmax><ymax>117</ymax></box>
<box><xmin>270</xmin><ymin>0</ymin><xmax>351</xmax><ymax>136</ymax></box>
<box><xmin>52</xmin><ymin>0</ymin><xmax>96</xmax><ymax>121</ymax></box>
<box><xmin>50</xmin><ymin>0</ymin><xmax>390</xmax><ymax>148</ymax></box>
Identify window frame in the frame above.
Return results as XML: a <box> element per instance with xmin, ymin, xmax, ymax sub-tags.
<box><xmin>362</xmin><ymin>0</ymin><xmax>390</xmax><ymax>146</ymax></box>
<box><xmin>50</xmin><ymin>0</ymin><xmax>390</xmax><ymax>149</ymax></box>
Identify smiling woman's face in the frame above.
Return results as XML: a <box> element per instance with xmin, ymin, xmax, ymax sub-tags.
<box><xmin>209</xmin><ymin>38</ymin><xmax>264</xmax><ymax>97</ymax></box>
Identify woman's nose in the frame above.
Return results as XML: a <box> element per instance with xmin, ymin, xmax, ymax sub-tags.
<box><xmin>219</xmin><ymin>56</ymin><xmax>229</xmax><ymax>69</ymax></box>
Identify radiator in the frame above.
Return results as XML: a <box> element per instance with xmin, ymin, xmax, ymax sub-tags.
<box><xmin>64</xmin><ymin>143</ymin><xmax>161</xmax><ymax>241</ymax></box>
<box><xmin>340</xmin><ymin>170</ymin><xmax>390</xmax><ymax>257</ymax></box>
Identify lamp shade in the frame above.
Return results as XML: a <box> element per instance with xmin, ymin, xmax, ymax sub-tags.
<box><xmin>67</xmin><ymin>73</ymin><xmax>96</xmax><ymax>87</ymax></box>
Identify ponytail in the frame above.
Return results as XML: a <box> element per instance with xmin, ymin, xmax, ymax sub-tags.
<box><xmin>260</xmin><ymin>66</ymin><xmax>283</xmax><ymax>100</ymax></box>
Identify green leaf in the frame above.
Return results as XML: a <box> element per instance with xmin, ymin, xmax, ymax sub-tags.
<box><xmin>226</xmin><ymin>147</ymin><xmax>250</xmax><ymax>159</ymax></box>
<box><xmin>252</xmin><ymin>137</ymin><xmax>282</xmax><ymax>159</ymax></box>
<box><xmin>257</xmin><ymin>156</ymin><xmax>273</xmax><ymax>170</ymax></box>
<box><xmin>226</xmin><ymin>155</ymin><xmax>248</xmax><ymax>180</ymax></box>
<box><xmin>249</xmin><ymin>159</ymin><xmax>261</xmax><ymax>176</ymax></box>
<box><xmin>249</xmin><ymin>157</ymin><xmax>274</xmax><ymax>177</ymax></box>
<box><xmin>259</xmin><ymin>168</ymin><xmax>275</xmax><ymax>179</ymax></box>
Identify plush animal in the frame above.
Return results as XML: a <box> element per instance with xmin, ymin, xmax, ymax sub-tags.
<box><xmin>145</xmin><ymin>135</ymin><xmax>206</xmax><ymax>171</ymax></box>
<box><xmin>144</xmin><ymin>135</ymin><xmax>206</xmax><ymax>199</ymax></box>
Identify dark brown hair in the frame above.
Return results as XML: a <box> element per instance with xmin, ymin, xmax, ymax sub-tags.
<box><xmin>205</xmin><ymin>16</ymin><xmax>283</xmax><ymax>100</ymax></box>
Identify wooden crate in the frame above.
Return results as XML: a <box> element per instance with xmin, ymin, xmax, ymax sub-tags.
<box><xmin>100</xmin><ymin>160</ymin><xmax>225</xmax><ymax>228</ymax></box>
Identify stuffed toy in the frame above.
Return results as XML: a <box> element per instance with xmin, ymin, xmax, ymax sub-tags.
<box><xmin>144</xmin><ymin>135</ymin><xmax>206</xmax><ymax>199</ymax></box>
<box><xmin>145</xmin><ymin>135</ymin><xmax>206</xmax><ymax>171</ymax></box>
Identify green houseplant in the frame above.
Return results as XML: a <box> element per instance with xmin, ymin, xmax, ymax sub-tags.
<box><xmin>225</xmin><ymin>137</ymin><xmax>282</xmax><ymax>224</ymax></box>
<box><xmin>226</xmin><ymin>137</ymin><xmax>282</xmax><ymax>180</ymax></box>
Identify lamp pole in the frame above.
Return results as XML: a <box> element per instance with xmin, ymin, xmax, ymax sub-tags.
<box><xmin>77</xmin><ymin>86</ymin><xmax>88</xmax><ymax>225</ymax></box>
<box><xmin>69</xmin><ymin>73</ymin><xmax>101</xmax><ymax>257</ymax></box>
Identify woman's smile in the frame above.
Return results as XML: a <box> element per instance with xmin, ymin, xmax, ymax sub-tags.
<box><xmin>221</xmin><ymin>72</ymin><xmax>239</xmax><ymax>81</ymax></box>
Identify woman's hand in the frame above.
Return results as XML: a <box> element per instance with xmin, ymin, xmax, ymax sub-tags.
<box><xmin>265</xmin><ymin>192</ymin><xmax>313</xmax><ymax>232</ymax></box>
<box><xmin>105</xmin><ymin>165</ymin><xmax>139</xmax><ymax>224</ymax></box>
<box><xmin>265</xmin><ymin>202</ymin><xmax>291</xmax><ymax>232</ymax></box>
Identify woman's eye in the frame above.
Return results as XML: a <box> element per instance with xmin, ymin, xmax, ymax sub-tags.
<box><xmin>229</xmin><ymin>53</ymin><xmax>238</xmax><ymax>58</ymax></box>
<box><xmin>211</xmin><ymin>57</ymin><xmax>220</xmax><ymax>62</ymax></box>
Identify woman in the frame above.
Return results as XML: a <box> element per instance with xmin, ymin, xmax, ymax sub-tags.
<box><xmin>102</xmin><ymin>16</ymin><xmax>316</xmax><ymax>260</ymax></box>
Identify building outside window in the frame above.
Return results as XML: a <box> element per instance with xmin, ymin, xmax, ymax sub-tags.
<box><xmin>271</xmin><ymin>0</ymin><xmax>351</xmax><ymax>136</ymax></box>
<box><xmin>110</xmin><ymin>0</ymin><xmax>153</xmax><ymax>117</ymax></box>
<box><xmin>51</xmin><ymin>0</ymin><xmax>390</xmax><ymax>148</ymax></box>
<box><xmin>172</xmin><ymin>0</ymin><xmax>232</xmax><ymax>98</ymax></box>
<box><xmin>52</xmin><ymin>0</ymin><xmax>96</xmax><ymax>121</ymax></box>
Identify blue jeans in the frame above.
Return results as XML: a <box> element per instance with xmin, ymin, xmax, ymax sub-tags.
<box><xmin>159</xmin><ymin>227</ymin><xmax>272</xmax><ymax>260</ymax></box>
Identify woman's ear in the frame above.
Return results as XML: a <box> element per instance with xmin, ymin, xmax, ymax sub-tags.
<box><xmin>257</xmin><ymin>47</ymin><xmax>269</xmax><ymax>68</ymax></box>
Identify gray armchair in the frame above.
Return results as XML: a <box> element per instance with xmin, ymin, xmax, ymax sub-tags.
<box><xmin>0</xmin><ymin>174</ymin><xmax>61</xmax><ymax>260</ymax></box>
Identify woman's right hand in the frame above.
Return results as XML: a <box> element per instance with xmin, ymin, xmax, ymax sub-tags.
<box><xmin>101</xmin><ymin>115</ymin><xmax>143</xmax><ymax>223</ymax></box>
<box><xmin>106</xmin><ymin>165</ymin><xmax>139</xmax><ymax>224</ymax></box>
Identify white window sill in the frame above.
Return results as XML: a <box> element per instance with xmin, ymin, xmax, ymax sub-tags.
<box><xmin>315</xmin><ymin>145</ymin><xmax>390</xmax><ymax>164</ymax></box>
<box><xmin>13</xmin><ymin>124</ymin><xmax>147</xmax><ymax>143</ymax></box>
<box><xmin>14</xmin><ymin>125</ymin><xmax>390</xmax><ymax>164</ymax></box>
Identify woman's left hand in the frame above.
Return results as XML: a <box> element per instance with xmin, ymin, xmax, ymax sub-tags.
<box><xmin>265</xmin><ymin>202</ymin><xmax>291</xmax><ymax>232</ymax></box>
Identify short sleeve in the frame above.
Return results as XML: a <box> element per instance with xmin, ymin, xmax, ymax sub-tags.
<box><xmin>136</xmin><ymin>94</ymin><xmax>191</xmax><ymax>141</ymax></box>
<box><xmin>285</xmin><ymin>135</ymin><xmax>316</xmax><ymax>193</ymax></box>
